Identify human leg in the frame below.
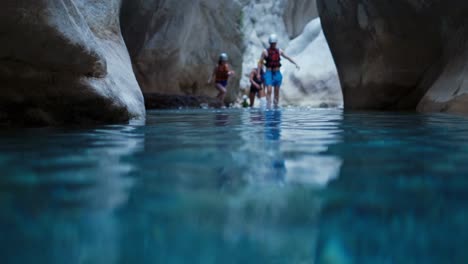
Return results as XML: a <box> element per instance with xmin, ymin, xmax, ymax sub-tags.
<box><xmin>265</xmin><ymin>86</ymin><xmax>272</xmax><ymax>107</ymax></box>
<box><xmin>258</xmin><ymin>85</ymin><xmax>266</xmax><ymax>98</ymax></box>
<box><xmin>249</xmin><ymin>91</ymin><xmax>256</xmax><ymax>107</ymax></box>
<box><xmin>215</xmin><ymin>83</ymin><xmax>227</xmax><ymax>101</ymax></box>
<box><xmin>264</xmin><ymin>71</ymin><xmax>274</xmax><ymax>108</ymax></box>
<box><xmin>274</xmin><ymin>86</ymin><xmax>280</xmax><ymax>107</ymax></box>
<box><xmin>272</xmin><ymin>71</ymin><xmax>283</xmax><ymax>107</ymax></box>
<box><xmin>256</xmin><ymin>85</ymin><xmax>266</xmax><ymax>108</ymax></box>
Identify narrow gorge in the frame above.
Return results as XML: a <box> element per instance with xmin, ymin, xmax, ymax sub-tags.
<box><xmin>2</xmin><ymin>0</ymin><xmax>468</xmax><ymax>126</ymax></box>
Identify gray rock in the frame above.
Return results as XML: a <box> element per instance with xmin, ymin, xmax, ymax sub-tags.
<box><xmin>0</xmin><ymin>0</ymin><xmax>145</xmax><ymax>126</ymax></box>
<box><xmin>283</xmin><ymin>0</ymin><xmax>318</xmax><ymax>39</ymax></box>
<box><xmin>144</xmin><ymin>93</ymin><xmax>223</xmax><ymax>109</ymax></box>
<box><xmin>317</xmin><ymin>0</ymin><xmax>468</xmax><ymax>114</ymax></box>
<box><xmin>120</xmin><ymin>0</ymin><xmax>244</xmax><ymax>104</ymax></box>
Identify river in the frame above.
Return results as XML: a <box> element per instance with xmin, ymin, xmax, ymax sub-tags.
<box><xmin>1</xmin><ymin>108</ymin><xmax>467</xmax><ymax>263</ymax></box>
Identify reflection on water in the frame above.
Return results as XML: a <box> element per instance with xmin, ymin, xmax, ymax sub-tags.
<box><xmin>118</xmin><ymin>109</ymin><xmax>343</xmax><ymax>263</ymax></box>
<box><xmin>315</xmin><ymin>113</ymin><xmax>468</xmax><ymax>263</ymax></box>
<box><xmin>1</xmin><ymin>109</ymin><xmax>468</xmax><ymax>263</ymax></box>
<box><xmin>0</xmin><ymin>125</ymin><xmax>143</xmax><ymax>264</ymax></box>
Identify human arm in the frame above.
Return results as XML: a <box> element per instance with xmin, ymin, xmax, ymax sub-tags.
<box><xmin>249</xmin><ymin>70</ymin><xmax>261</xmax><ymax>89</ymax></box>
<box><xmin>280</xmin><ymin>50</ymin><xmax>300</xmax><ymax>70</ymax></box>
<box><xmin>227</xmin><ymin>64</ymin><xmax>235</xmax><ymax>76</ymax></box>
<box><xmin>257</xmin><ymin>50</ymin><xmax>267</xmax><ymax>78</ymax></box>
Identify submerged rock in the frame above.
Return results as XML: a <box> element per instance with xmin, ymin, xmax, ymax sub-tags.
<box><xmin>120</xmin><ymin>0</ymin><xmax>244</xmax><ymax>103</ymax></box>
<box><xmin>144</xmin><ymin>93</ymin><xmax>223</xmax><ymax>109</ymax></box>
<box><xmin>318</xmin><ymin>0</ymin><xmax>468</xmax><ymax>114</ymax></box>
<box><xmin>0</xmin><ymin>0</ymin><xmax>145</xmax><ymax>126</ymax></box>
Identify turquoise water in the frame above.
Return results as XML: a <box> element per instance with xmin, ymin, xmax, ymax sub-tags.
<box><xmin>1</xmin><ymin>108</ymin><xmax>468</xmax><ymax>263</ymax></box>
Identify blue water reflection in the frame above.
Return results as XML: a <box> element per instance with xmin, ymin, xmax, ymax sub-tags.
<box><xmin>117</xmin><ymin>109</ymin><xmax>342</xmax><ymax>263</ymax></box>
<box><xmin>1</xmin><ymin>109</ymin><xmax>468</xmax><ymax>263</ymax></box>
<box><xmin>0</xmin><ymin>125</ymin><xmax>142</xmax><ymax>264</ymax></box>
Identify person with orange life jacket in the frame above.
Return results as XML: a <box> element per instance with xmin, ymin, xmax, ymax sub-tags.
<box><xmin>207</xmin><ymin>53</ymin><xmax>235</xmax><ymax>103</ymax></box>
<box><xmin>257</xmin><ymin>34</ymin><xmax>300</xmax><ymax>107</ymax></box>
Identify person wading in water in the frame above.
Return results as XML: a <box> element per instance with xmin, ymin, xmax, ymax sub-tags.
<box><xmin>208</xmin><ymin>53</ymin><xmax>235</xmax><ymax>103</ymax></box>
<box><xmin>257</xmin><ymin>34</ymin><xmax>300</xmax><ymax>108</ymax></box>
<box><xmin>249</xmin><ymin>63</ymin><xmax>267</xmax><ymax>107</ymax></box>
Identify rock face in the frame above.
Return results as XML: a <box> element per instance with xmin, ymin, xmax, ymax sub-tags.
<box><xmin>281</xmin><ymin>19</ymin><xmax>342</xmax><ymax>107</ymax></box>
<box><xmin>0</xmin><ymin>0</ymin><xmax>145</xmax><ymax>126</ymax></box>
<box><xmin>120</xmin><ymin>0</ymin><xmax>244</xmax><ymax>103</ymax></box>
<box><xmin>283</xmin><ymin>0</ymin><xmax>318</xmax><ymax>39</ymax></box>
<box><xmin>318</xmin><ymin>0</ymin><xmax>468</xmax><ymax>114</ymax></box>
<box><xmin>241</xmin><ymin>0</ymin><xmax>342</xmax><ymax>107</ymax></box>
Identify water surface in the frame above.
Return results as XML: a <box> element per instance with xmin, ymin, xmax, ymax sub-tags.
<box><xmin>1</xmin><ymin>108</ymin><xmax>468</xmax><ymax>263</ymax></box>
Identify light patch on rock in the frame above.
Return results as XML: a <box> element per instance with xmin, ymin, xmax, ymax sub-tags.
<box><xmin>84</xmin><ymin>38</ymin><xmax>146</xmax><ymax>118</ymax></box>
<box><xmin>282</xmin><ymin>19</ymin><xmax>342</xmax><ymax>107</ymax></box>
<box><xmin>357</xmin><ymin>4</ymin><xmax>369</xmax><ymax>30</ymax></box>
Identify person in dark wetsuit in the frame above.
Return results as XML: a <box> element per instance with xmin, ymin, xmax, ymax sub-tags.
<box><xmin>249</xmin><ymin>65</ymin><xmax>266</xmax><ymax>107</ymax></box>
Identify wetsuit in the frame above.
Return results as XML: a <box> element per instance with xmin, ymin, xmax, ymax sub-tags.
<box><xmin>250</xmin><ymin>69</ymin><xmax>264</xmax><ymax>94</ymax></box>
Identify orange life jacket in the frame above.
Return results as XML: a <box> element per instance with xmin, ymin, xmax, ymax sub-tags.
<box><xmin>215</xmin><ymin>64</ymin><xmax>229</xmax><ymax>81</ymax></box>
<box><xmin>265</xmin><ymin>48</ymin><xmax>281</xmax><ymax>68</ymax></box>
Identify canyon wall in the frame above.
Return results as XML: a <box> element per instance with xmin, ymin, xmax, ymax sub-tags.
<box><xmin>0</xmin><ymin>0</ymin><xmax>145</xmax><ymax>126</ymax></box>
<box><xmin>120</xmin><ymin>0</ymin><xmax>244</xmax><ymax>103</ymax></box>
<box><xmin>317</xmin><ymin>0</ymin><xmax>468</xmax><ymax>114</ymax></box>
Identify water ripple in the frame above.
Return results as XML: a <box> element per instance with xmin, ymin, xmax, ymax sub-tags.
<box><xmin>1</xmin><ymin>108</ymin><xmax>468</xmax><ymax>263</ymax></box>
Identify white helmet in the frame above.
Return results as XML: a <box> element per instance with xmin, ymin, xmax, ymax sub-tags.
<box><xmin>219</xmin><ymin>53</ymin><xmax>228</xmax><ymax>61</ymax></box>
<box><xmin>268</xmin><ymin>34</ymin><xmax>278</xmax><ymax>44</ymax></box>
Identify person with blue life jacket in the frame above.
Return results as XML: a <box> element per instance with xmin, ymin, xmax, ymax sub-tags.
<box><xmin>257</xmin><ymin>34</ymin><xmax>300</xmax><ymax>107</ymax></box>
<box><xmin>208</xmin><ymin>53</ymin><xmax>235</xmax><ymax>103</ymax></box>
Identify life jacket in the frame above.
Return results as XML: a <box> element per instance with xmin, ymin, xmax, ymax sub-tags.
<box><xmin>265</xmin><ymin>48</ymin><xmax>281</xmax><ymax>68</ymax></box>
<box><xmin>215</xmin><ymin>64</ymin><xmax>229</xmax><ymax>81</ymax></box>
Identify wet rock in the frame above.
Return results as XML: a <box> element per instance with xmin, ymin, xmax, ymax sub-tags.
<box><xmin>317</xmin><ymin>0</ymin><xmax>468</xmax><ymax>114</ymax></box>
<box><xmin>120</xmin><ymin>0</ymin><xmax>244</xmax><ymax>104</ymax></box>
<box><xmin>144</xmin><ymin>93</ymin><xmax>223</xmax><ymax>109</ymax></box>
<box><xmin>0</xmin><ymin>0</ymin><xmax>145</xmax><ymax>126</ymax></box>
<box><xmin>319</xmin><ymin>103</ymin><xmax>329</xmax><ymax>108</ymax></box>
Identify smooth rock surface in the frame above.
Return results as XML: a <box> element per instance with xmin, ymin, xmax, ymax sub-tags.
<box><xmin>282</xmin><ymin>19</ymin><xmax>342</xmax><ymax>107</ymax></box>
<box><xmin>283</xmin><ymin>0</ymin><xmax>318</xmax><ymax>39</ymax></box>
<box><xmin>121</xmin><ymin>0</ymin><xmax>244</xmax><ymax>103</ymax></box>
<box><xmin>318</xmin><ymin>0</ymin><xmax>468</xmax><ymax>114</ymax></box>
<box><xmin>0</xmin><ymin>0</ymin><xmax>145</xmax><ymax>126</ymax></box>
